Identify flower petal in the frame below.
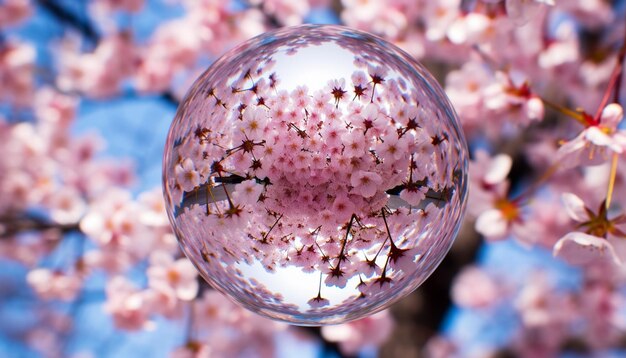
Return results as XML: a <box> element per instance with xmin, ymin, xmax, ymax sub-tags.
<box><xmin>484</xmin><ymin>154</ymin><xmax>512</xmax><ymax>185</ymax></box>
<box><xmin>561</xmin><ymin>192</ymin><xmax>588</xmax><ymax>222</ymax></box>
<box><xmin>475</xmin><ymin>209</ymin><xmax>508</xmax><ymax>240</ymax></box>
<box><xmin>585</xmin><ymin>126</ymin><xmax>614</xmax><ymax>147</ymax></box>
<box><xmin>553</xmin><ymin>232</ymin><xmax>621</xmax><ymax>266</ymax></box>
<box><xmin>600</xmin><ymin>103</ymin><xmax>623</xmax><ymax>129</ymax></box>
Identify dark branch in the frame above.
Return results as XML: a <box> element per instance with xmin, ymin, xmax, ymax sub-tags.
<box><xmin>0</xmin><ymin>215</ymin><xmax>80</xmax><ymax>238</ymax></box>
<box><xmin>36</xmin><ymin>0</ymin><xmax>99</xmax><ymax>43</ymax></box>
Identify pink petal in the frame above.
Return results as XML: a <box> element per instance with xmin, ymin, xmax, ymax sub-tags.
<box><xmin>176</xmin><ymin>280</ymin><xmax>199</xmax><ymax>301</ymax></box>
<box><xmin>561</xmin><ymin>192</ymin><xmax>588</xmax><ymax>222</ymax></box>
<box><xmin>484</xmin><ymin>154</ymin><xmax>512</xmax><ymax>185</ymax></box>
<box><xmin>553</xmin><ymin>232</ymin><xmax>621</xmax><ymax>266</ymax></box>
<box><xmin>475</xmin><ymin>209</ymin><xmax>508</xmax><ymax>240</ymax></box>
<box><xmin>600</xmin><ymin>103</ymin><xmax>623</xmax><ymax>129</ymax></box>
<box><xmin>526</xmin><ymin>96</ymin><xmax>544</xmax><ymax>120</ymax></box>
<box><xmin>585</xmin><ymin>127</ymin><xmax>618</xmax><ymax>150</ymax></box>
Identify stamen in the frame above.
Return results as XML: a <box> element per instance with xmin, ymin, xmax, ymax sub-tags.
<box><xmin>606</xmin><ymin>152</ymin><xmax>619</xmax><ymax>210</ymax></box>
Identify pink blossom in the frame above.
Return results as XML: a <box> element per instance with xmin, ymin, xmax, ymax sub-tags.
<box><xmin>321</xmin><ymin>310</ymin><xmax>394</xmax><ymax>355</ymax></box>
<box><xmin>553</xmin><ymin>232</ymin><xmax>621</xmax><ymax>267</ymax></box>
<box><xmin>399</xmin><ymin>185</ymin><xmax>427</xmax><ymax>206</ymax></box>
<box><xmin>91</xmin><ymin>0</ymin><xmax>144</xmax><ymax>13</ymax></box>
<box><xmin>147</xmin><ymin>251</ymin><xmax>198</xmax><ymax>301</ymax></box>
<box><xmin>331</xmin><ymin>194</ymin><xmax>356</xmax><ymax>223</ymax></box>
<box><xmin>514</xmin><ymin>196</ymin><xmax>573</xmax><ymax>249</ymax></box>
<box><xmin>307</xmin><ymin>295</ymin><xmax>330</xmax><ymax>308</ymax></box>
<box><xmin>175</xmin><ymin>158</ymin><xmax>201</xmax><ymax>192</ymax></box>
<box><xmin>249</xmin><ymin>0</ymin><xmax>309</xmax><ymax>26</ymax></box>
<box><xmin>26</xmin><ymin>268</ymin><xmax>82</xmax><ymax>301</ymax></box>
<box><xmin>341</xmin><ymin>0</ymin><xmax>384</xmax><ymax>25</ymax></box>
<box><xmin>104</xmin><ymin>276</ymin><xmax>153</xmax><ymax>331</ymax></box>
<box><xmin>350</xmin><ymin>170</ymin><xmax>383</xmax><ymax>198</ymax></box>
<box><xmin>387</xmin><ymin>246</ymin><xmax>421</xmax><ymax>273</ymax></box>
<box><xmin>10</xmin><ymin>4</ymin><xmax>626</xmax><ymax>354</ymax></box>
<box><xmin>137</xmin><ymin>188</ymin><xmax>172</xmax><ymax>229</ymax></box>
<box><xmin>422</xmin><ymin>0</ymin><xmax>461</xmax><ymax>42</ymax></box>
<box><xmin>25</xmin><ymin>328</ymin><xmax>60</xmax><ymax>358</ymax></box>
<box><xmin>79</xmin><ymin>189</ymin><xmax>139</xmax><ymax>246</ymax></box>
<box><xmin>375</xmin><ymin>133</ymin><xmax>409</xmax><ymax>162</ymax></box>
<box><xmin>557</xmin><ymin>103</ymin><xmax>626</xmax><ymax>168</ymax></box>
<box><xmin>451</xmin><ymin>266</ymin><xmax>502</xmax><ymax>309</ymax></box>
<box><xmin>484</xmin><ymin>70</ymin><xmax>545</xmax><ymax>126</ymax></box>
<box><xmin>0</xmin><ymin>39</ymin><xmax>35</xmax><ymax>106</ymax></box>
<box><xmin>505</xmin><ymin>0</ymin><xmax>554</xmax><ymax>25</ymax></box>
<box><xmin>341</xmin><ymin>130</ymin><xmax>367</xmax><ymax>158</ymax></box>
<box><xmin>232</xmin><ymin>179</ymin><xmax>264</xmax><ymax>205</ymax></box>
<box><xmin>578</xmin><ymin>281</ymin><xmax>622</xmax><ymax>348</ymax></box>
<box><xmin>0</xmin><ymin>0</ymin><xmax>32</xmax><ymax>28</ymax></box>
<box><xmin>424</xmin><ymin>336</ymin><xmax>460</xmax><ymax>358</ymax></box>
<box><xmin>468</xmin><ymin>150</ymin><xmax>523</xmax><ymax>241</ymax></box>
<box><xmin>83</xmin><ymin>248</ymin><xmax>134</xmax><ymax>274</ymax></box>
<box><xmin>45</xmin><ymin>187</ymin><xmax>86</xmax><ymax>225</ymax></box>
<box><xmin>447</xmin><ymin>13</ymin><xmax>494</xmax><ymax>45</ymax></box>
<box><xmin>135</xmin><ymin>20</ymin><xmax>201</xmax><ymax>93</ymax></box>
<box><xmin>144</xmin><ymin>283</ymin><xmax>185</xmax><ymax>319</ymax></box>
<box><xmin>551</xmin><ymin>192</ymin><xmax>625</xmax><ymax>266</ymax></box>
<box><xmin>34</xmin><ymin>87</ymin><xmax>77</xmax><ymax>131</ymax></box>
<box><xmin>537</xmin><ymin>20</ymin><xmax>579</xmax><ymax>69</ymax></box>
<box><xmin>512</xmin><ymin>273</ymin><xmax>576</xmax><ymax>356</ymax></box>
<box><xmin>445</xmin><ymin>61</ymin><xmax>494</xmax><ymax>134</ymax></box>
<box><xmin>193</xmin><ymin>290</ymin><xmax>236</xmax><ymax>329</ymax></box>
<box><xmin>242</xmin><ymin>106</ymin><xmax>268</xmax><ymax>139</ymax></box>
<box><xmin>57</xmin><ymin>33</ymin><xmax>137</xmax><ymax>98</ymax></box>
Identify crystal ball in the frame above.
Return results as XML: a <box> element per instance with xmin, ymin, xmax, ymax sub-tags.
<box><xmin>162</xmin><ymin>25</ymin><xmax>468</xmax><ymax>325</ymax></box>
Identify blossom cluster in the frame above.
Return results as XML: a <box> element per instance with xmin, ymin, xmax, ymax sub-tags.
<box><xmin>164</xmin><ymin>26</ymin><xmax>467</xmax><ymax>324</ymax></box>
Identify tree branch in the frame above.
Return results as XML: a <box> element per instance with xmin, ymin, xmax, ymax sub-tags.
<box><xmin>0</xmin><ymin>215</ymin><xmax>80</xmax><ymax>238</ymax></box>
<box><xmin>36</xmin><ymin>0</ymin><xmax>99</xmax><ymax>43</ymax></box>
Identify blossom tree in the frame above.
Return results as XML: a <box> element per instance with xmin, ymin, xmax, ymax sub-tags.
<box><xmin>2</xmin><ymin>0</ymin><xmax>626</xmax><ymax>357</ymax></box>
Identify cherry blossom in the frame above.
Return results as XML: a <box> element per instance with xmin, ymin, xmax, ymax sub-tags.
<box><xmin>91</xmin><ymin>0</ymin><xmax>144</xmax><ymax>13</ymax></box>
<box><xmin>553</xmin><ymin>232</ymin><xmax>622</xmax><ymax>267</ymax></box>
<box><xmin>468</xmin><ymin>150</ymin><xmax>525</xmax><ymax>241</ymax></box>
<box><xmin>557</xmin><ymin>103</ymin><xmax>626</xmax><ymax>168</ymax></box>
<box><xmin>26</xmin><ymin>268</ymin><xmax>82</xmax><ymax>302</ymax></box>
<box><xmin>451</xmin><ymin>266</ymin><xmax>502</xmax><ymax>309</ymax></box>
<box><xmin>321</xmin><ymin>310</ymin><xmax>394</xmax><ymax>355</ymax></box>
<box><xmin>505</xmin><ymin>0</ymin><xmax>554</xmax><ymax>24</ymax></box>
<box><xmin>147</xmin><ymin>251</ymin><xmax>199</xmax><ymax>301</ymax></box>
<box><xmin>0</xmin><ymin>39</ymin><xmax>35</xmax><ymax>107</ymax></box>
<box><xmin>552</xmin><ymin>192</ymin><xmax>626</xmax><ymax>267</ymax></box>
<box><xmin>483</xmin><ymin>70</ymin><xmax>545</xmax><ymax>126</ymax></box>
<box><xmin>162</xmin><ymin>25</ymin><xmax>468</xmax><ymax>325</ymax></box>
<box><xmin>0</xmin><ymin>0</ymin><xmax>31</xmax><ymax>28</ymax></box>
<box><xmin>104</xmin><ymin>276</ymin><xmax>153</xmax><ymax>331</ymax></box>
<box><xmin>57</xmin><ymin>32</ymin><xmax>137</xmax><ymax>98</ymax></box>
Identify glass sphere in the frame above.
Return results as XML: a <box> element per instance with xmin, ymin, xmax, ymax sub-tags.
<box><xmin>163</xmin><ymin>24</ymin><xmax>468</xmax><ymax>325</ymax></box>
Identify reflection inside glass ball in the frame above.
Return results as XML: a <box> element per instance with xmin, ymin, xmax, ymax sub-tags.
<box><xmin>163</xmin><ymin>25</ymin><xmax>468</xmax><ymax>325</ymax></box>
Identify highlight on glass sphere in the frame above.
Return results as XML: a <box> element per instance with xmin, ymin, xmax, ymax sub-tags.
<box><xmin>162</xmin><ymin>24</ymin><xmax>468</xmax><ymax>325</ymax></box>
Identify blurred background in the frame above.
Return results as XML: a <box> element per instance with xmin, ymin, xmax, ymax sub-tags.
<box><xmin>2</xmin><ymin>0</ymin><xmax>626</xmax><ymax>357</ymax></box>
